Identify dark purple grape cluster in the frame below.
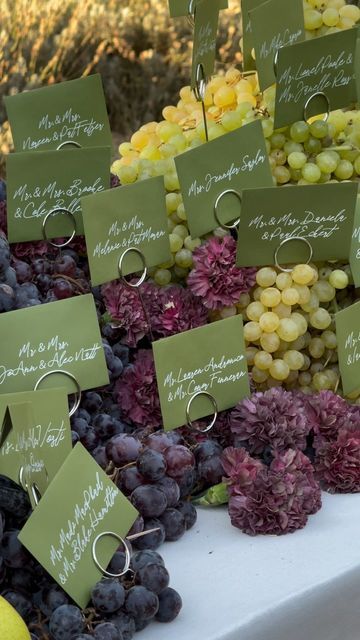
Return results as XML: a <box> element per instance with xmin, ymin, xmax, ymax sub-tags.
<box><xmin>0</xmin><ymin>181</ymin><xmax>228</xmax><ymax>639</ymax></box>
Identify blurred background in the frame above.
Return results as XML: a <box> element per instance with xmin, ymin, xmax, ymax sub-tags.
<box><xmin>0</xmin><ymin>0</ymin><xmax>241</xmax><ymax>177</ymax></box>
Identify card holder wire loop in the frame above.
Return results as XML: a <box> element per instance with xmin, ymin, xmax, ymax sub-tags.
<box><xmin>34</xmin><ymin>369</ymin><xmax>81</xmax><ymax>417</ymax></box>
<box><xmin>214</xmin><ymin>189</ymin><xmax>242</xmax><ymax>230</ymax></box>
<box><xmin>56</xmin><ymin>141</ymin><xmax>82</xmax><ymax>150</ymax></box>
<box><xmin>193</xmin><ymin>63</ymin><xmax>209</xmax><ymax>142</ymax></box>
<box><xmin>118</xmin><ymin>247</ymin><xmax>147</xmax><ymax>289</ymax></box>
<box><xmin>187</xmin><ymin>0</ymin><xmax>196</xmax><ymax>27</ymax></box>
<box><xmin>303</xmin><ymin>92</ymin><xmax>330</xmax><ymax>125</ymax></box>
<box><xmin>186</xmin><ymin>391</ymin><xmax>218</xmax><ymax>433</ymax></box>
<box><xmin>19</xmin><ymin>465</ymin><xmax>42</xmax><ymax>508</ymax></box>
<box><xmin>92</xmin><ymin>531</ymin><xmax>131</xmax><ymax>578</ymax></box>
<box><xmin>273</xmin><ymin>48</ymin><xmax>280</xmax><ymax>78</ymax></box>
<box><xmin>274</xmin><ymin>236</ymin><xmax>313</xmax><ymax>273</ymax></box>
<box><xmin>42</xmin><ymin>207</ymin><xmax>76</xmax><ymax>248</ymax></box>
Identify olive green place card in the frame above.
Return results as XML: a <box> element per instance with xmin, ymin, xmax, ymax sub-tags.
<box><xmin>249</xmin><ymin>0</ymin><xmax>305</xmax><ymax>91</ymax></box>
<box><xmin>6</xmin><ymin>147</ymin><xmax>110</xmax><ymax>243</ymax></box>
<box><xmin>168</xmin><ymin>0</ymin><xmax>227</xmax><ymax>18</ymax></box>
<box><xmin>0</xmin><ymin>294</ymin><xmax>109</xmax><ymax>395</ymax></box>
<box><xmin>335</xmin><ymin>301</ymin><xmax>360</xmax><ymax>396</ymax></box>
<box><xmin>5</xmin><ymin>75</ymin><xmax>112</xmax><ymax>153</ymax></box>
<box><xmin>241</xmin><ymin>0</ymin><xmax>265</xmax><ymax>71</ymax></box>
<box><xmin>274</xmin><ymin>29</ymin><xmax>358</xmax><ymax>128</ymax></box>
<box><xmin>81</xmin><ymin>176</ymin><xmax>171</xmax><ymax>286</ymax></box>
<box><xmin>236</xmin><ymin>183</ymin><xmax>357</xmax><ymax>268</ymax></box>
<box><xmin>191</xmin><ymin>0</ymin><xmax>221</xmax><ymax>88</ymax></box>
<box><xmin>350</xmin><ymin>194</ymin><xmax>360</xmax><ymax>288</ymax></box>
<box><xmin>175</xmin><ymin>120</ymin><xmax>273</xmax><ymax>238</ymax></box>
<box><xmin>18</xmin><ymin>443</ymin><xmax>138</xmax><ymax>609</ymax></box>
<box><xmin>153</xmin><ymin>315</ymin><xmax>249</xmax><ymax>431</ymax></box>
<box><xmin>0</xmin><ymin>388</ymin><xmax>71</xmax><ymax>496</ymax></box>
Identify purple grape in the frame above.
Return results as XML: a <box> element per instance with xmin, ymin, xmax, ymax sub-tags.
<box><xmin>136</xmin><ymin>449</ymin><xmax>167</xmax><ymax>481</ymax></box>
<box><xmin>132</xmin><ymin>518</ymin><xmax>165</xmax><ymax>551</ymax></box>
<box><xmin>109</xmin><ymin>612</ymin><xmax>135</xmax><ymax>640</ymax></box>
<box><xmin>144</xmin><ymin>432</ymin><xmax>174</xmax><ymax>453</ymax></box>
<box><xmin>135</xmin><ymin>563</ymin><xmax>170</xmax><ymax>594</ymax></box>
<box><xmin>3</xmin><ymin>590</ymin><xmax>32</xmax><ymax>620</ymax></box>
<box><xmin>164</xmin><ymin>445</ymin><xmax>195</xmax><ymax>481</ymax></box>
<box><xmin>130</xmin><ymin>485</ymin><xmax>167</xmax><ymax>518</ymax></box>
<box><xmin>130</xmin><ymin>549</ymin><xmax>165</xmax><ymax>572</ymax></box>
<box><xmin>0</xmin><ymin>283</ymin><xmax>16</xmax><ymax>311</ymax></box>
<box><xmin>177</xmin><ymin>468</ymin><xmax>197</xmax><ymax>498</ymax></box>
<box><xmin>94</xmin><ymin>622</ymin><xmax>122</xmax><ymax>640</ymax></box>
<box><xmin>71</xmin><ymin>418</ymin><xmax>89</xmax><ymax>438</ymax></box>
<box><xmin>1</xmin><ymin>530</ymin><xmax>30</xmax><ymax>568</ymax></box>
<box><xmin>117</xmin><ymin>467</ymin><xmax>144</xmax><ymax>495</ymax></box>
<box><xmin>38</xmin><ymin>584</ymin><xmax>69</xmax><ymax>616</ymax></box>
<box><xmin>155</xmin><ymin>587</ymin><xmax>182</xmax><ymax>622</ymax></box>
<box><xmin>49</xmin><ymin>604</ymin><xmax>85</xmax><ymax>640</ymax></box>
<box><xmin>106</xmin><ymin>435</ymin><xmax>142</xmax><ymax>466</ymax></box>
<box><xmin>194</xmin><ymin>440</ymin><xmax>223</xmax><ymax>461</ymax></box>
<box><xmin>54</xmin><ymin>254</ymin><xmax>77</xmax><ymax>277</ymax></box>
<box><xmin>177</xmin><ymin>501</ymin><xmax>197</xmax><ymax>529</ymax></box>
<box><xmin>125</xmin><ymin>586</ymin><xmax>159</xmax><ymax>620</ymax></box>
<box><xmin>93</xmin><ymin>413</ymin><xmax>118</xmax><ymax>439</ymax></box>
<box><xmin>127</xmin><ymin>515</ymin><xmax>144</xmax><ymax>537</ymax></box>
<box><xmin>107</xmin><ymin>550</ymin><xmax>127</xmax><ymax>575</ymax></box>
<box><xmin>92</xmin><ymin>445</ymin><xmax>109</xmax><ymax>469</ymax></box>
<box><xmin>80</xmin><ymin>426</ymin><xmax>99</xmax><ymax>451</ymax></box>
<box><xmin>156</xmin><ymin>477</ymin><xmax>180</xmax><ymax>507</ymax></box>
<box><xmin>159</xmin><ymin>508</ymin><xmax>186</xmax><ymax>541</ymax></box>
<box><xmin>53</xmin><ymin>278</ymin><xmax>74</xmax><ymax>299</ymax></box>
<box><xmin>83</xmin><ymin>391</ymin><xmax>103</xmax><ymax>413</ymax></box>
<box><xmin>198</xmin><ymin>455</ymin><xmax>223</xmax><ymax>485</ymax></box>
<box><xmin>91</xmin><ymin>579</ymin><xmax>125</xmax><ymax>613</ymax></box>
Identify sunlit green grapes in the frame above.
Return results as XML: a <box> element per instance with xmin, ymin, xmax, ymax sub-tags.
<box><xmin>290</xmin><ymin>121</ymin><xmax>310</xmax><ymax>143</ymax></box>
<box><xmin>174</xmin><ymin>248</ymin><xmax>193</xmax><ymax>268</ymax></box>
<box><xmin>283</xmin><ymin>349</ymin><xmax>305</xmax><ymax>370</ymax></box>
<box><xmin>176</xmin><ymin>203</ymin><xmax>187</xmax><ymax>221</ymax></box>
<box><xmin>245</xmin><ymin>346</ymin><xmax>258</xmax><ymax>366</ymax></box>
<box><xmin>165</xmin><ymin>192</ymin><xmax>182</xmax><ymax>214</ymax></box>
<box><xmin>334</xmin><ymin>159</ymin><xmax>354</xmax><ymax>180</ymax></box>
<box><xmin>316</xmin><ymin>151</ymin><xmax>339</xmax><ymax>174</ymax></box>
<box><xmin>289</xmin><ymin>334</ymin><xmax>307</xmax><ymax>351</ymax></box>
<box><xmin>244</xmin><ymin>321</ymin><xmax>262</xmax><ymax>342</ymax></box>
<box><xmin>312</xmin><ymin>280</ymin><xmax>336</xmax><ymax>302</ymax></box>
<box><xmin>308</xmin><ymin>336</ymin><xmax>326</xmax><ymax>359</ymax></box>
<box><xmin>340</xmin><ymin>4</ymin><xmax>360</xmax><ymax>21</ymax></box>
<box><xmin>260</xmin><ymin>331</ymin><xmax>281</xmax><ymax>353</ymax></box>
<box><xmin>169</xmin><ymin>233</ymin><xmax>183</xmax><ymax>253</ymax></box>
<box><xmin>273</xmin><ymin>166</ymin><xmax>291</xmax><ymax>184</ymax></box>
<box><xmin>304</xmin><ymin>8</ymin><xmax>323</xmax><ymax>29</ymax></box>
<box><xmin>309</xmin><ymin>307</ymin><xmax>332</xmax><ymax>330</ymax></box>
<box><xmin>259</xmin><ymin>311</ymin><xmax>280</xmax><ymax>332</ymax></box>
<box><xmin>184</xmin><ymin>236</ymin><xmax>201</xmax><ymax>251</ymax></box>
<box><xmin>275</xmin><ymin>272</ymin><xmax>293</xmax><ymax>290</ymax></box>
<box><xmin>237</xmin><ymin>292</ymin><xmax>251</xmax><ymax>310</ymax></box>
<box><xmin>219</xmin><ymin>306</ymin><xmax>238</xmax><ymax>319</ymax></box>
<box><xmin>288</xmin><ymin>151</ymin><xmax>307</xmax><ymax>169</ymax></box>
<box><xmin>277</xmin><ymin>318</ymin><xmax>299</xmax><ymax>342</ymax></box>
<box><xmin>269</xmin><ymin>359</ymin><xmax>290</xmax><ymax>381</ymax></box>
<box><xmin>301</xmin><ymin>290</ymin><xmax>320</xmax><ymax>313</ymax></box>
<box><xmin>260</xmin><ymin>287</ymin><xmax>281</xmax><ymax>307</ymax></box>
<box><xmin>253</xmin><ymin>286</ymin><xmax>264</xmax><ymax>302</ymax></box>
<box><xmin>221</xmin><ymin>110</ymin><xmax>243</xmax><ymax>132</ymax></box>
<box><xmin>304</xmin><ymin>136</ymin><xmax>322</xmax><ymax>154</ymax></box>
<box><xmin>154</xmin><ymin>268</ymin><xmax>172</xmax><ymax>286</ymax></box>
<box><xmin>252</xmin><ymin>366</ymin><xmax>269</xmax><ymax>383</ymax></box>
<box><xmin>256</xmin><ymin>267</ymin><xmax>277</xmax><ymax>287</ymax></box>
<box><xmin>172</xmin><ymin>224</ymin><xmax>188</xmax><ymax>240</ymax></box>
<box><xmin>309</xmin><ymin>120</ymin><xmax>328</xmax><ymax>139</ymax></box>
<box><xmin>247</xmin><ymin>301</ymin><xmax>267</xmax><ymax>322</ymax></box>
<box><xmin>292</xmin><ymin>284</ymin><xmax>311</xmax><ymax>304</ymax></box>
<box><xmin>284</xmin><ymin>140</ymin><xmax>304</xmax><ymax>155</ymax></box>
<box><xmin>322</xmin><ymin>6</ymin><xmax>340</xmax><ymax>26</ymax></box>
<box><xmin>290</xmin><ymin>312</ymin><xmax>308</xmax><ymax>335</ymax></box>
<box><xmin>272</xmin><ymin>301</ymin><xmax>292</xmax><ymax>318</ymax></box>
<box><xmin>281</xmin><ymin>287</ymin><xmax>300</xmax><ymax>306</ymax></box>
<box><xmin>328</xmin><ymin>269</ymin><xmax>349</xmax><ymax>289</ymax></box>
<box><xmin>254</xmin><ymin>350</ymin><xmax>273</xmax><ymax>370</ymax></box>
<box><xmin>302</xmin><ymin>162</ymin><xmax>321</xmax><ymax>183</ymax></box>
<box><xmin>321</xmin><ymin>330</ymin><xmax>337</xmax><ymax>349</ymax></box>
<box><xmin>313</xmin><ymin>371</ymin><xmax>333</xmax><ymax>391</ymax></box>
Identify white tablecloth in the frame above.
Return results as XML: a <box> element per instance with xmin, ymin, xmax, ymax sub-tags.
<box><xmin>144</xmin><ymin>493</ymin><xmax>360</xmax><ymax>640</ymax></box>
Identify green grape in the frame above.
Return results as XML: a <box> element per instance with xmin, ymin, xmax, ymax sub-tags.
<box><xmin>302</xmin><ymin>163</ymin><xmax>321</xmax><ymax>183</ymax></box>
<box><xmin>277</xmin><ymin>318</ymin><xmax>299</xmax><ymax>342</ymax></box>
<box><xmin>154</xmin><ymin>268</ymin><xmax>172</xmax><ymax>285</ymax></box>
<box><xmin>309</xmin><ymin>308</ymin><xmax>332</xmax><ymax>329</ymax></box>
<box><xmin>222</xmin><ymin>110</ymin><xmax>243</xmax><ymax>132</ymax></box>
<box><xmin>270</xmin><ymin>132</ymin><xmax>286</xmax><ymax>149</ymax></box>
<box><xmin>309</xmin><ymin>120</ymin><xmax>328</xmax><ymax>139</ymax></box>
<box><xmin>270</xmin><ymin>149</ymin><xmax>287</xmax><ymax>165</ymax></box>
<box><xmin>283</xmin><ymin>350</ymin><xmax>305</xmax><ymax>370</ymax></box>
<box><xmin>322</xmin><ymin>330</ymin><xmax>337</xmax><ymax>349</ymax></box>
<box><xmin>273</xmin><ymin>166</ymin><xmax>291</xmax><ymax>184</ymax></box>
<box><xmin>169</xmin><ymin>233</ymin><xmax>183</xmax><ymax>252</ymax></box>
<box><xmin>290</xmin><ymin>121</ymin><xmax>310</xmax><ymax>143</ymax></box>
<box><xmin>247</xmin><ymin>301</ymin><xmax>267</xmax><ymax>321</ymax></box>
<box><xmin>312</xmin><ymin>280</ymin><xmax>336</xmax><ymax>302</ymax></box>
<box><xmin>308</xmin><ymin>337</ymin><xmax>326</xmax><ymax>358</ymax></box>
<box><xmin>288</xmin><ymin>151</ymin><xmax>307</xmax><ymax>169</ymax></box>
<box><xmin>323</xmin><ymin>7</ymin><xmax>340</xmax><ymax>26</ymax></box>
<box><xmin>313</xmin><ymin>371</ymin><xmax>332</xmax><ymax>391</ymax></box>
<box><xmin>304</xmin><ymin>136</ymin><xmax>322</xmax><ymax>154</ymax></box>
<box><xmin>269</xmin><ymin>359</ymin><xmax>290</xmax><ymax>381</ymax></box>
<box><xmin>252</xmin><ymin>366</ymin><xmax>269</xmax><ymax>383</ymax></box>
<box><xmin>334</xmin><ymin>159</ymin><xmax>353</xmax><ymax>180</ymax></box>
<box><xmin>184</xmin><ymin>235</ymin><xmax>201</xmax><ymax>251</ymax></box>
<box><xmin>316</xmin><ymin>151</ymin><xmax>338</xmax><ymax>173</ymax></box>
<box><xmin>175</xmin><ymin>248</ymin><xmax>193</xmax><ymax>268</ymax></box>
<box><xmin>254</xmin><ymin>350</ymin><xmax>273</xmax><ymax>370</ymax></box>
<box><xmin>298</xmin><ymin>371</ymin><xmax>312</xmax><ymax>386</ymax></box>
<box><xmin>260</xmin><ymin>331</ymin><xmax>281</xmax><ymax>353</ymax></box>
<box><xmin>246</xmin><ymin>346</ymin><xmax>258</xmax><ymax>365</ymax></box>
<box><xmin>256</xmin><ymin>267</ymin><xmax>277</xmax><ymax>287</ymax></box>
<box><xmin>244</xmin><ymin>321</ymin><xmax>262</xmax><ymax>341</ymax></box>
<box><xmin>328</xmin><ymin>269</ymin><xmax>349</xmax><ymax>289</ymax></box>
<box><xmin>284</xmin><ymin>141</ymin><xmax>304</xmax><ymax>155</ymax></box>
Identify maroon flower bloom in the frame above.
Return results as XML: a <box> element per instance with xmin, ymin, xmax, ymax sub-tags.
<box><xmin>101</xmin><ymin>280</ymin><xmax>148</xmax><ymax>347</ymax></box>
<box><xmin>115</xmin><ymin>349</ymin><xmax>162</xmax><ymax>428</ymax></box>
<box><xmin>224</xmin><ymin>447</ymin><xmax>321</xmax><ymax>536</ymax></box>
<box><xmin>12</xmin><ymin>240</ymin><xmax>49</xmax><ymax>259</ymax></box>
<box><xmin>187</xmin><ymin>235</ymin><xmax>257</xmax><ymax>310</ymax></box>
<box><xmin>229</xmin><ymin>388</ymin><xmax>310</xmax><ymax>455</ymax></box>
<box><xmin>306</xmin><ymin>390</ymin><xmax>360</xmax><ymax>448</ymax></box>
<box><xmin>315</xmin><ymin>427</ymin><xmax>360</xmax><ymax>493</ymax></box>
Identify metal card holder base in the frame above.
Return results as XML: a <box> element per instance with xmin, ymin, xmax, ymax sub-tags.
<box><xmin>303</xmin><ymin>92</ymin><xmax>330</xmax><ymax>125</ymax></box>
<box><xmin>92</xmin><ymin>528</ymin><xmax>160</xmax><ymax>579</ymax></box>
<box><xmin>34</xmin><ymin>369</ymin><xmax>81</xmax><ymax>418</ymax></box>
<box><xmin>186</xmin><ymin>391</ymin><xmax>218</xmax><ymax>433</ymax></box>
<box><xmin>19</xmin><ymin>464</ymin><xmax>44</xmax><ymax>509</ymax></box>
<box><xmin>274</xmin><ymin>236</ymin><xmax>313</xmax><ymax>273</ymax></box>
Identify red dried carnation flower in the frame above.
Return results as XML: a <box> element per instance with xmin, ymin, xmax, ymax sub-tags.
<box><xmin>315</xmin><ymin>427</ymin><xmax>360</xmax><ymax>493</ymax></box>
<box><xmin>187</xmin><ymin>235</ymin><xmax>257</xmax><ymax>310</ymax></box>
<box><xmin>223</xmin><ymin>447</ymin><xmax>321</xmax><ymax>536</ymax></box>
<box><xmin>115</xmin><ymin>349</ymin><xmax>162</xmax><ymax>428</ymax></box>
<box><xmin>306</xmin><ymin>390</ymin><xmax>360</xmax><ymax>448</ymax></box>
<box><xmin>101</xmin><ymin>280</ymin><xmax>148</xmax><ymax>347</ymax></box>
<box><xmin>229</xmin><ymin>388</ymin><xmax>310</xmax><ymax>455</ymax></box>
